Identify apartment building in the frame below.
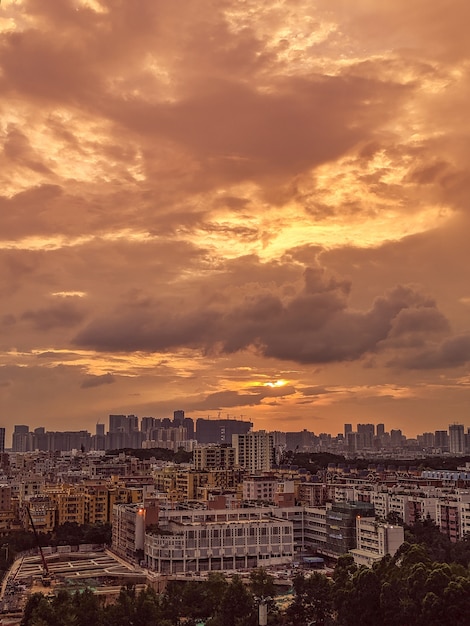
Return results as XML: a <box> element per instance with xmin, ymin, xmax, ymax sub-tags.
<box><xmin>112</xmin><ymin>501</ymin><xmax>160</xmax><ymax>562</ymax></box>
<box><xmin>193</xmin><ymin>444</ymin><xmax>236</xmax><ymax>471</ymax></box>
<box><xmin>22</xmin><ymin>495</ymin><xmax>56</xmax><ymax>533</ymax></box>
<box><xmin>243</xmin><ymin>475</ymin><xmax>278</xmax><ymax>503</ymax></box>
<box><xmin>350</xmin><ymin>517</ymin><xmax>404</xmax><ymax>567</ymax></box>
<box><xmin>232</xmin><ymin>431</ymin><xmax>275</xmax><ymax>472</ymax></box>
<box><xmin>436</xmin><ymin>493</ymin><xmax>470</xmax><ymax>542</ymax></box>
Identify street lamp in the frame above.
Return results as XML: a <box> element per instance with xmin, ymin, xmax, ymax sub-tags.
<box><xmin>255</xmin><ymin>596</ymin><xmax>272</xmax><ymax>626</ymax></box>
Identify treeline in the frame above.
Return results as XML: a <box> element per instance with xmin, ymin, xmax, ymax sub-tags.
<box><xmin>21</xmin><ymin>539</ymin><xmax>470</xmax><ymax>626</ymax></box>
<box><xmin>106</xmin><ymin>447</ymin><xmax>193</xmax><ymax>463</ymax></box>
<box><xmin>290</xmin><ymin>452</ymin><xmax>470</xmax><ymax>472</ymax></box>
<box><xmin>107</xmin><ymin>447</ymin><xmax>470</xmax><ymax>471</ymax></box>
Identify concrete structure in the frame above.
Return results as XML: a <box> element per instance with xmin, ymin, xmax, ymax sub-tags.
<box><xmin>243</xmin><ymin>475</ymin><xmax>278</xmax><ymax>503</ymax></box>
<box><xmin>232</xmin><ymin>431</ymin><xmax>274</xmax><ymax>472</ymax></box>
<box><xmin>112</xmin><ymin>501</ymin><xmax>159</xmax><ymax>562</ymax></box>
<box><xmin>144</xmin><ymin>516</ymin><xmax>294</xmax><ymax>574</ymax></box>
<box><xmin>449</xmin><ymin>423</ymin><xmax>465</xmax><ymax>455</ymax></box>
<box><xmin>193</xmin><ymin>444</ymin><xmax>236</xmax><ymax>471</ymax></box>
<box><xmin>350</xmin><ymin>517</ymin><xmax>404</xmax><ymax>566</ymax></box>
<box><xmin>196</xmin><ymin>418</ymin><xmax>252</xmax><ymax>444</ymax></box>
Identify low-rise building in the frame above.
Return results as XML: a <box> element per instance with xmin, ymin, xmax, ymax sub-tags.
<box><xmin>350</xmin><ymin>517</ymin><xmax>404</xmax><ymax>567</ymax></box>
<box><xmin>145</xmin><ymin>516</ymin><xmax>294</xmax><ymax>574</ymax></box>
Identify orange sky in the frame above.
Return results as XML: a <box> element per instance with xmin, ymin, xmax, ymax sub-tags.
<box><xmin>1</xmin><ymin>0</ymin><xmax>470</xmax><ymax>440</ymax></box>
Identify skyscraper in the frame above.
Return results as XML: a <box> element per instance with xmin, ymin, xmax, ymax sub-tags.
<box><xmin>449</xmin><ymin>423</ymin><xmax>465</xmax><ymax>455</ymax></box>
<box><xmin>12</xmin><ymin>425</ymin><xmax>30</xmax><ymax>452</ymax></box>
<box><xmin>173</xmin><ymin>410</ymin><xmax>185</xmax><ymax>426</ymax></box>
<box><xmin>0</xmin><ymin>427</ymin><xmax>5</xmax><ymax>453</ymax></box>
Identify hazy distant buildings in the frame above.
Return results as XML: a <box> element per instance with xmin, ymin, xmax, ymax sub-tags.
<box><xmin>390</xmin><ymin>429</ymin><xmax>403</xmax><ymax>448</ymax></box>
<box><xmin>435</xmin><ymin>430</ymin><xmax>450</xmax><ymax>452</ymax></box>
<box><xmin>107</xmin><ymin>414</ymin><xmax>143</xmax><ymax>449</ymax></box>
<box><xmin>357</xmin><ymin>424</ymin><xmax>375</xmax><ymax>449</ymax></box>
<box><xmin>286</xmin><ymin>429</ymin><xmax>315</xmax><ymax>451</ymax></box>
<box><xmin>196</xmin><ymin>418</ymin><xmax>252</xmax><ymax>444</ymax></box>
<box><xmin>12</xmin><ymin>425</ymin><xmax>30</xmax><ymax>452</ymax></box>
<box><xmin>449</xmin><ymin>423</ymin><xmax>465</xmax><ymax>455</ymax></box>
<box><xmin>0</xmin><ymin>427</ymin><xmax>5</xmax><ymax>454</ymax></box>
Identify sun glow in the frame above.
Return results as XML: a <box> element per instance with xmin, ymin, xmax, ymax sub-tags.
<box><xmin>264</xmin><ymin>379</ymin><xmax>288</xmax><ymax>388</ymax></box>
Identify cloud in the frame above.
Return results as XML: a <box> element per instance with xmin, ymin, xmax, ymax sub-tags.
<box><xmin>80</xmin><ymin>373</ymin><xmax>116</xmax><ymax>389</ymax></box>
<box><xmin>21</xmin><ymin>300</ymin><xmax>87</xmax><ymax>331</ymax></box>
<box><xmin>389</xmin><ymin>334</ymin><xmax>470</xmax><ymax>370</ymax></box>
<box><xmin>1</xmin><ymin>0</ymin><xmax>470</xmax><ymax>436</ymax></box>
<box><xmin>73</xmin><ymin>260</ymin><xmax>449</xmax><ymax>368</ymax></box>
<box><xmin>190</xmin><ymin>384</ymin><xmax>297</xmax><ymax>411</ymax></box>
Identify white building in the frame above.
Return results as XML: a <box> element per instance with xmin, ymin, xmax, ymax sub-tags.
<box><xmin>243</xmin><ymin>475</ymin><xmax>277</xmax><ymax>502</ymax></box>
<box><xmin>350</xmin><ymin>517</ymin><xmax>404</xmax><ymax>567</ymax></box>
<box><xmin>144</xmin><ymin>516</ymin><xmax>294</xmax><ymax>574</ymax></box>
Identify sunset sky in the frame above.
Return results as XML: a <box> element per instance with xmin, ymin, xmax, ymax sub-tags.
<box><xmin>1</xmin><ymin>0</ymin><xmax>470</xmax><ymax>441</ymax></box>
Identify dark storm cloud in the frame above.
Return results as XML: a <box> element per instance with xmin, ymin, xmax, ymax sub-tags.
<box><xmin>21</xmin><ymin>300</ymin><xmax>87</xmax><ymax>331</ymax></box>
<box><xmin>81</xmin><ymin>373</ymin><xmax>116</xmax><ymax>389</ymax></box>
<box><xmin>389</xmin><ymin>334</ymin><xmax>470</xmax><ymax>370</ymax></box>
<box><xmin>74</xmin><ymin>263</ymin><xmax>448</xmax><ymax>367</ymax></box>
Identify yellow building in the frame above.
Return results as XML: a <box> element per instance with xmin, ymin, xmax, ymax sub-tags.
<box><xmin>21</xmin><ymin>496</ymin><xmax>56</xmax><ymax>533</ymax></box>
<box><xmin>153</xmin><ymin>467</ymin><xmax>209</xmax><ymax>501</ymax></box>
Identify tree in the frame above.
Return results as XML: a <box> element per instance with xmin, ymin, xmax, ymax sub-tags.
<box><xmin>249</xmin><ymin>567</ymin><xmax>276</xmax><ymax>600</ymax></box>
<box><xmin>287</xmin><ymin>572</ymin><xmax>333</xmax><ymax>626</ymax></box>
<box><xmin>73</xmin><ymin>588</ymin><xmax>104</xmax><ymax>626</ymax></box>
<box><xmin>213</xmin><ymin>575</ymin><xmax>256</xmax><ymax>626</ymax></box>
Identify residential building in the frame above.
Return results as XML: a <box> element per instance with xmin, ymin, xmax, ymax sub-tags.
<box><xmin>350</xmin><ymin>517</ymin><xmax>404</xmax><ymax>567</ymax></box>
<box><xmin>193</xmin><ymin>444</ymin><xmax>236</xmax><ymax>471</ymax></box>
<box><xmin>232</xmin><ymin>431</ymin><xmax>274</xmax><ymax>473</ymax></box>
<box><xmin>449</xmin><ymin>423</ymin><xmax>465</xmax><ymax>455</ymax></box>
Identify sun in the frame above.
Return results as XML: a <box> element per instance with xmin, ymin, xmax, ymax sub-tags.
<box><xmin>264</xmin><ymin>379</ymin><xmax>288</xmax><ymax>388</ymax></box>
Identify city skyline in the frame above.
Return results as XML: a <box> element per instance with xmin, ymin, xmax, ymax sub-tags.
<box><xmin>1</xmin><ymin>2</ymin><xmax>470</xmax><ymax>437</ymax></box>
<box><xmin>3</xmin><ymin>416</ymin><xmax>468</xmax><ymax>449</ymax></box>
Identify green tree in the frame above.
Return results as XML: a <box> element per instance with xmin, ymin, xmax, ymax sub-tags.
<box><xmin>249</xmin><ymin>567</ymin><xmax>276</xmax><ymax>599</ymax></box>
<box><xmin>287</xmin><ymin>572</ymin><xmax>333</xmax><ymax>626</ymax></box>
<box><xmin>73</xmin><ymin>588</ymin><xmax>104</xmax><ymax>626</ymax></box>
<box><xmin>213</xmin><ymin>575</ymin><xmax>256</xmax><ymax>626</ymax></box>
<box><xmin>160</xmin><ymin>580</ymin><xmax>184</xmax><ymax>625</ymax></box>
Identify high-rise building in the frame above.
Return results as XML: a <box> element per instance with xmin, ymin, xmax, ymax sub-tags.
<box><xmin>376</xmin><ymin>424</ymin><xmax>385</xmax><ymax>438</ymax></box>
<box><xmin>434</xmin><ymin>430</ymin><xmax>449</xmax><ymax>452</ymax></box>
<box><xmin>0</xmin><ymin>427</ymin><xmax>5</xmax><ymax>453</ymax></box>
<box><xmin>344</xmin><ymin>424</ymin><xmax>353</xmax><ymax>438</ymax></box>
<box><xmin>12</xmin><ymin>425</ymin><xmax>30</xmax><ymax>452</ymax></box>
<box><xmin>357</xmin><ymin>424</ymin><xmax>375</xmax><ymax>449</ymax></box>
<box><xmin>109</xmin><ymin>415</ymin><xmax>127</xmax><ymax>433</ymax></box>
<box><xmin>141</xmin><ymin>417</ymin><xmax>156</xmax><ymax>436</ymax></box>
<box><xmin>196</xmin><ymin>418</ymin><xmax>252</xmax><ymax>444</ymax></box>
<box><xmin>449</xmin><ymin>423</ymin><xmax>465</xmax><ymax>455</ymax></box>
<box><xmin>173</xmin><ymin>410</ymin><xmax>185</xmax><ymax>427</ymax></box>
<box><xmin>232</xmin><ymin>430</ymin><xmax>274</xmax><ymax>472</ymax></box>
<box><xmin>286</xmin><ymin>429</ymin><xmax>315</xmax><ymax>451</ymax></box>
<box><xmin>390</xmin><ymin>429</ymin><xmax>403</xmax><ymax>448</ymax></box>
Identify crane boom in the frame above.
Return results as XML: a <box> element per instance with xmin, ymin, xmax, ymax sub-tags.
<box><xmin>26</xmin><ymin>505</ymin><xmax>50</xmax><ymax>583</ymax></box>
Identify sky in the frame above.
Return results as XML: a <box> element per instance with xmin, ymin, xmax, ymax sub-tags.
<box><xmin>1</xmin><ymin>0</ymin><xmax>470</xmax><ymax>441</ymax></box>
